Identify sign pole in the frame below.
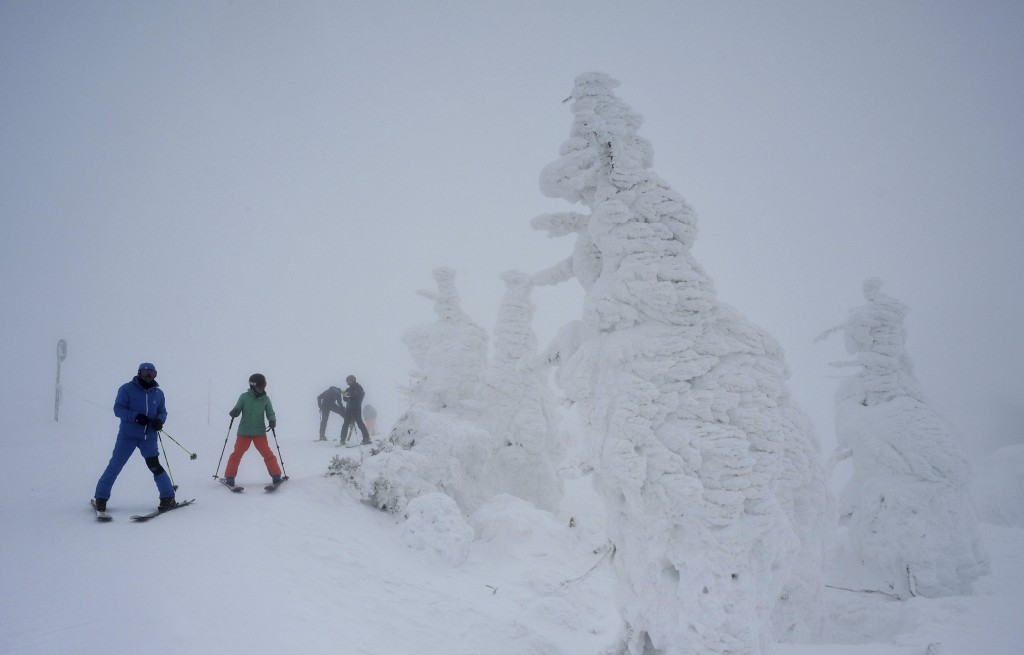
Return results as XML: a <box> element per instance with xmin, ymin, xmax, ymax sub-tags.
<box><xmin>54</xmin><ymin>339</ymin><xmax>67</xmax><ymax>422</ymax></box>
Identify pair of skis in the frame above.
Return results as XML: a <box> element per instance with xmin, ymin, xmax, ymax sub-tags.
<box><xmin>91</xmin><ymin>498</ymin><xmax>195</xmax><ymax>522</ymax></box>
<box><xmin>219</xmin><ymin>477</ymin><xmax>288</xmax><ymax>493</ymax></box>
<box><xmin>91</xmin><ymin>476</ymin><xmax>289</xmax><ymax>521</ymax></box>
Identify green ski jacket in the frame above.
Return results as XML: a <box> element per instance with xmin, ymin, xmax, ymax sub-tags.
<box><xmin>232</xmin><ymin>389</ymin><xmax>276</xmax><ymax>436</ymax></box>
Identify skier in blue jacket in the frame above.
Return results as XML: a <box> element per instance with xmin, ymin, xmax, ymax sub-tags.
<box><xmin>92</xmin><ymin>362</ymin><xmax>177</xmax><ymax>513</ymax></box>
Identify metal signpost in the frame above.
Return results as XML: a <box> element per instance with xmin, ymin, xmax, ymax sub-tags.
<box><xmin>54</xmin><ymin>339</ymin><xmax>67</xmax><ymax>422</ymax></box>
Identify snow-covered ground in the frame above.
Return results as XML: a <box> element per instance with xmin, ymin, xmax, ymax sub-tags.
<box><xmin>2</xmin><ymin>410</ymin><xmax>1020</xmax><ymax>655</ymax></box>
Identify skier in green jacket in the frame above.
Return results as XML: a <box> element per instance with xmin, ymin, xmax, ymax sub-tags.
<box><xmin>223</xmin><ymin>373</ymin><xmax>282</xmax><ymax>488</ymax></box>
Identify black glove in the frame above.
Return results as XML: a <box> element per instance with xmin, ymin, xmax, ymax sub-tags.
<box><xmin>135</xmin><ymin>413</ymin><xmax>149</xmax><ymax>426</ymax></box>
<box><xmin>149</xmin><ymin>419</ymin><xmax>164</xmax><ymax>431</ymax></box>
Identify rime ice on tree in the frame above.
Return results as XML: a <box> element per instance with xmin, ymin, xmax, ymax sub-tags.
<box><xmin>476</xmin><ymin>271</ymin><xmax>563</xmax><ymax>511</ymax></box>
<box><xmin>330</xmin><ymin>267</ymin><xmax>562</xmax><ymax>522</ymax></box>
<box><xmin>328</xmin><ymin>268</ymin><xmax>493</xmax><ymax>520</ymax></box>
<box><xmin>534</xmin><ymin>72</ymin><xmax>830</xmax><ymax>655</ymax></box>
<box><xmin>403</xmin><ymin>267</ymin><xmax>489</xmax><ymax>413</ymax></box>
<box><xmin>820</xmin><ymin>277</ymin><xmax>988</xmax><ymax>598</ymax></box>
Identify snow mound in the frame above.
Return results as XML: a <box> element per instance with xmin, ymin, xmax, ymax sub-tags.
<box><xmin>401</xmin><ymin>492</ymin><xmax>474</xmax><ymax>565</ymax></box>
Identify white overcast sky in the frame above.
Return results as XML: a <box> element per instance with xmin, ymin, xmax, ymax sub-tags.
<box><xmin>2</xmin><ymin>1</ymin><xmax>1022</xmax><ymax>459</ymax></box>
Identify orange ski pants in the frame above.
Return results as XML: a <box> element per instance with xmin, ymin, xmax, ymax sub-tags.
<box><xmin>225</xmin><ymin>435</ymin><xmax>282</xmax><ymax>478</ymax></box>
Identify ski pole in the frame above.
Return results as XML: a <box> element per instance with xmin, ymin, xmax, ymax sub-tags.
<box><xmin>158</xmin><ymin>433</ymin><xmax>178</xmax><ymax>491</ymax></box>
<box><xmin>269</xmin><ymin>426</ymin><xmax>289</xmax><ymax>480</ymax></box>
<box><xmin>159</xmin><ymin>429</ymin><xmax>198</xmax><ymax>460</ymax></box>
<box><xmin>213</xmin><ymin>416</ymin><xmax>234</xmax><ymax>479</ymax></box>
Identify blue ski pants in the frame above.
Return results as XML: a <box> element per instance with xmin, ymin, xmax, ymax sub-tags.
<box><xmin>95</xmin><ymin>435</ymin><xmax>175</xmax><ymax>500</ymax></box>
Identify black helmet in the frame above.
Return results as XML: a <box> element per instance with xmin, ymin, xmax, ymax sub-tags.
<box><xmin>346</xmin><ymin>374</ymin><xmax>356</xmax><ymax>384</ymax></box>
<box><xmin>249</xmin><ymin>373</ymin><xmax>267</xmax><ymax>387</ymax></box>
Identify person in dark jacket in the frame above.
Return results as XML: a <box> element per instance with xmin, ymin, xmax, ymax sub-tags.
<box><xmin>340</xmin><ymin>374</ymin><xmax>371</xmax><ymax>445</ymax></box>
<box><xmin>317</xmin><ymin>386</ymin><xmax>345</xmax><ymax>441</ymax></box>
<box><xmin>93</xmin><ymin>362</ymin><xmax>177</xmax><ymax>512</ymax></box>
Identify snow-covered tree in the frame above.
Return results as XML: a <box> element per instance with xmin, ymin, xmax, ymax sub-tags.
<box><xmin>819</xmin><ymin>277</ymin><xmax>988</xmax><ymax>598</ymax></box>
<box><xmin>402</xmin><ymin>267</ymin><xmax>489</xmax><ymax>413</ymax></box>
<box><xmin>330</xmin><ymin>267</ymin><xmax>565</xmax><ymax>523</ymax></box>
<box><xmin>476</xmin><ymin>270</ymin><xmax>563</xmax><ymax>511</ymax></box>
<box><xmin>534</xmin><ymin>72</ymin><xmax>830</xmax><ymax>655</ymax></box>
<box><xmin>328</xmin><ymin>268</ymin><xmax>492</xmax><ymax>521</ymax></box>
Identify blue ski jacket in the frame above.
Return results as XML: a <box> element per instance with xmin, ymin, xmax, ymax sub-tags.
<box><xmin>113</xmin><ymin>376</ymin><xmax>167</xmax><ymax>440</ymax></box>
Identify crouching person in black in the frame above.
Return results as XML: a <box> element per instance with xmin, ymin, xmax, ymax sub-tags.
<box><xmin>317</xmin><ymin>385</ymin><xmax>345</xmax><ymax>442</ymax></box>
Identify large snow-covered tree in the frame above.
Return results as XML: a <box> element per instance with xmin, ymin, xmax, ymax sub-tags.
<box><xmin>533</xmin><ymin>72</ymin><xmax>830</xmax><ymax>655</ymax></box>
<box><xmin>820</xmin><ymin>277</ymin><xmax>988</xmax><ymax>598</ymax></box>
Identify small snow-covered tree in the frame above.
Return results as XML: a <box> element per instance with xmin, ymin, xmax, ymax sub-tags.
<box><xmin>819</xmin><ymin>277</ymin><xmax>988</xmax><ymax>598</ymax></box>
<box><xmin>534</xmin><ymin>72</ymin><xmax>830</xmax><ymax>655</ymax></box>
<box><xmin>476</xmin><ymin>270</ymin><xmax>563</xmax><ymax>511</ymax></box>
<box><xmin>329</xmin><ymin>268</ymin><xmax>492</xmax><ymax>519</ymax></box>
<box><xmin>331</xmin><ymin>267</ymin><xmax>566</xmax><ymax>522</ymax></box>
<box><xmin>402</xmin><ymin>267</ymin><xmax>489</xmax><ymax>413</ymax></box>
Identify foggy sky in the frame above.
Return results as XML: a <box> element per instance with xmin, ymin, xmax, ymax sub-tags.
<box><xmin>2</xmin><ymin>1</ymin><xmax>1022</xmax><ymax>461</ymax></box>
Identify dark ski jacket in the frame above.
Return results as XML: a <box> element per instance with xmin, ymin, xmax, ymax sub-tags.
<box><xmin>318</xmin><ymin>386</ymin><xmax>345</xmax><ymax>412</ymax></box>
<box><xmin>344</xmin><ymin>382</ymin><xmax>365</xmax><ymax>417</ymax></box>
<box><xmin>113</xmin><ymin>376</ymin><xmax>167</xmax><ymax>441</ymax></box>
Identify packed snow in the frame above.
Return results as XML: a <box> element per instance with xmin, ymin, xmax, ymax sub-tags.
<box><xmin>2</xmin><ymin>412</ymin><xmax>1022</xmax><ymax>655</ymax></box>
